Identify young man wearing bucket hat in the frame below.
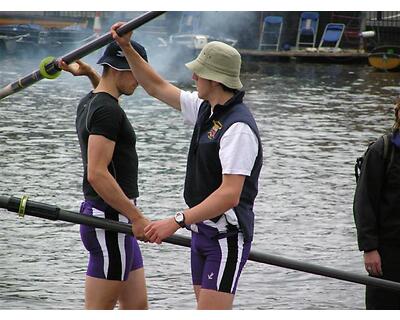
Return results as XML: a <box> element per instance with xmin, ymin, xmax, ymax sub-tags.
<box><xmin>110</xmin><ymin>23</ymin><xmax>263</xmax><ymax>309</ymax></box>
<box><xmin>59</xmin><ymin>40</ymin><xmax>151</xmax><ymax>309</ymax></box>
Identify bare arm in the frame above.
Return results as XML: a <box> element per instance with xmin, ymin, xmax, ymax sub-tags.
<box><xmin>87</xmin><ymin>134</ymin><xmax>150</xmax><ymax>239</ymax></box>
<box><xmin>110</xmin><ymin>22</ymin><xmax>182</xmax><ymax>110</ymax></box>
<box><xmin>59</xmin><ymin>60</ymin><xmax>100</xmax><ymax>89</ymax></box>
<box><xmin>183</xmin><ymin>174</ymin><xmax>245</xmax><ymax>224</ymax></box>
<box><xmin>144</xmin><ymin>174</ymin><xmax>246</xmax><ymax>243</ymax></box>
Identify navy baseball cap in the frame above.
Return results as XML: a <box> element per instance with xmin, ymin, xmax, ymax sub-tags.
<box><xmin>97</xmin><ymin>40</ymin><xmax>148</xmax><ymax>71</ymax></box>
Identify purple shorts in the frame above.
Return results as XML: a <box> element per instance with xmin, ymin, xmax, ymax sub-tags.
<box><xmin>79</xmin><ymin>199</ymin><xmax>143</xmax><ymax>281</ymax></box>
<box><xmin>191</xmin><ymin>231</ymin><xmax>251</xmax><ymax>294</ymax></box>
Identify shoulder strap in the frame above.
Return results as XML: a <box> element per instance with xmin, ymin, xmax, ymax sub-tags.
<box><xmin>383</xmin><ymin>134</ymin><xmax>389</xmax><ymax>159</ymax></box>
<box><xmin>384</xmin><ymin>133</ymin><xmax>395</xmax><ymax>176</ymax></box>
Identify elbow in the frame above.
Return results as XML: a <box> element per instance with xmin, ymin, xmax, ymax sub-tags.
<box><xmin>228</xmin><ymin>193</ymin><xmax>241</xmax><ymax>209</ymax></box>
<box><xmin>232</xmin><ymin>197</ymin><xmax>240</xmax><ymax>208</ymax></box>
<box><xmin>87</xmin><ymin>168</ymin><xmax>102</xmax><ymax>188</ymax></box>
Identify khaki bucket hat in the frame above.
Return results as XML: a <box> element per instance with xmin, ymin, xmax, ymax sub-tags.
<box><xmin>185</xmin><ymin>41</ymin><xmax>243</xmax><ymax>89</ymax></box>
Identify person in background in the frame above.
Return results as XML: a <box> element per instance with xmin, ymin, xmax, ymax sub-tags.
<box><xmin>353</xmin><ymin>98</ymin><xmax>400</xmax><ymax>309</ymax></box>
<box><xmin>109</xmin><ymin>22</ymin><xmax>263</xmax><ymax>310</ymax></box>
<box><xmin>59</xmin><ymin>40</ymin><xmax>151</xmax><ymax>309</ymax></box>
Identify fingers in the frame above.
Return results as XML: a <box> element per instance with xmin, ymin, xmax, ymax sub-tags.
<box><xmin>144</xmin><ymin>223</ymin><xmax>163</xmax><ymax>245</ymax></box>
<box><xmin>366</xmin><ymin>264</ymin><xmax>374</xmax><ymax>275</ymax></box>
<box><xmin>144</xmin><ymin>224</ymin><xmax>152</xmax><ymax>233</ymax></box>
<box><xmin>148</xmin><ymin>232</ymin><xmax>159</xmax><ymax>244</ymax></box>
<box><xmin>365</xmin><ymin>263</ymin><xmax>383</xmax><ymax>276</ymax></box>
<box><xmin>111</xmin><ymin>22</ymin><xmax>125</xmax><ymax>30</ymax></box>
<box><xmin>58</xmin><ymin>60</ymin><xmax>68</xmax><ymax>71</ymax></box>
<box><xmin>110</xmin><ymin>22</ymin><xmax>133</xmax><ymax>44</ymax></box>
<box><xmin>376</xmin><ymin>264</ymin><xmax>383</xmax><ymax>276</ymax></box>
<box><xmin>75</xmin><ymin>60</ymin><xmax>84</xmax><ymax>67</ymax></box>
<box><xmin>58</xmin><ymin>59</ymin><xmax>81</xmax><ymax>75</ymax></box>
<box><xmin>145</xmin><ymin>224</ymin><xmax>156</xmax><ymax>241</ymax></box>
<box><xmin>110</xmin><ymin>22</ymin><xmax>125</xmax><ymax>39</ymax></box>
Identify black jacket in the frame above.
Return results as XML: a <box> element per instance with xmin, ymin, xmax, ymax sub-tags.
<box><xmin>353</xmin><ymin>133</ymin><xmax>400</xmax><ymax>251</ymax></box>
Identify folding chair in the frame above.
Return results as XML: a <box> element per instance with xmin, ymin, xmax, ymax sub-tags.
<box><xmin>258</xmin><ymin>16</ymin><xmax>283</xmax><ymax>51</ymax></box>
<box><xmin>318</xmin><ymin>23</ymin><xmax>345</xmax><ymax>50</ymax></box>
<box><xmin>296</xmin><ymin>12</ymin><xmax>319</xmax><ymax>49</ymax></box>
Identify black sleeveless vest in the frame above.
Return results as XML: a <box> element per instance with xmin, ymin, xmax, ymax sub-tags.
<box><xmin>184</xmin><ymin>91</ymin><xmax>263</xmax><ymax>242</ymax></box>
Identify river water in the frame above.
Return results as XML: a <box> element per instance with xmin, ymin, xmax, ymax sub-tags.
<box><xmin>0</xmin><ymin>55</ymin><xmax>399</xmax><ymax>310</ymax></box>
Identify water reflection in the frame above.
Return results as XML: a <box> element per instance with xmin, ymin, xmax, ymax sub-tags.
<box><xmin>0</xmin><ymin>57</ymin><xmax>400</xmax><ymax>309</ymax></box>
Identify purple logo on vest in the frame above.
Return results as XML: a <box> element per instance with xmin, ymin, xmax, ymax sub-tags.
<box><xmin>208</xmin><ymin>120</ymin><xmax>223</xmax><ymax>139</ymax></box>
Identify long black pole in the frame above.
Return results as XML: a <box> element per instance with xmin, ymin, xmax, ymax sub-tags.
<box><xmin>0</xmin><ymin>11</ymin><xmax>165</xmax><ymax>101</ymax></box>
<box><xmin>1</xmin><ymin>195</ymin><xmax>400</xmax><ymax>292</ymax></box>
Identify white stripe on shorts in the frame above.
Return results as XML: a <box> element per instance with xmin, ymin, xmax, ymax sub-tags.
<box><xmin>118</xmin><ymin>214</ymin><xmax>129</xmax><ymax>281</ymax></box>
<box><xmin>92</xmin><ymin>207</ymin><xmax>109</xmax><ymax>279</ymax></box>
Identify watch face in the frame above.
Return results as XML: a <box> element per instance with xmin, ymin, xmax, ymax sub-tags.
<box><xmin>175</xmin><ymin>212</ymin><xmax>184</xmax><ymax>223</ymax></box>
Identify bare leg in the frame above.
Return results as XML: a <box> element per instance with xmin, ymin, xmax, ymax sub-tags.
<box><xmin>118</xmin><ymin>267</ymin><xmax>148</xmax><ymax>310</ymax></box>
<box><xmin>85</xmin><ymin>275</ymin><xmax>123</xmax><ymax>309</ymax></box>
<box><xmin>193</xmin><ymin>285</ymin><xmax>201</xmax><ymax>303</ymax></box>
<box><xmin>197</xmin><ymin>288</ymin><xmax>235</xmax><ymax>310</ymax></box>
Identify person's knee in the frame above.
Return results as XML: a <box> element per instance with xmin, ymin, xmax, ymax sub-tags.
<box><xmin>85</xmin><ymin>296</ymin><xmax>118</xmax><ymax>310</ymax></box>
<box><xmin>197</xmin><ymin>288</ymin><xmax>234</xmax><ymax>310</ymax></box>
<box><xmin>119</xmin><ymin>297</ymin><xmax>148</xmax><ymax>310</ymax></box>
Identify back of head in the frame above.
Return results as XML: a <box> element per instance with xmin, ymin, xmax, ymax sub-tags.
<box><xmin>97</xmin><ymin>40</ymin><xmax>148</xmax><ymax>72</ymax></box>
<box><xmin>185</xmin><ymin>41</ymin><xmax>242</xmax><ymax>90</ymax></box>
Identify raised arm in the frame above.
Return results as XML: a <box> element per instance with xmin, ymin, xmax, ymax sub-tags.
<box><xmin>59</xmin><ymin>59</ymin><xmax>100</xmax><ymax>89</ymax></box>
<box><xmin>110</xmin><ymin>22</ymin><xmax>182</xmax><ymax>111</ymax></box>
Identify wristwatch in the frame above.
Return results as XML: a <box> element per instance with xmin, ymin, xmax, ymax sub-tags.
<box><xmin>174</xmin><ymin>211</ymin><xmax>186</xmax><ymax>228</ymax></box>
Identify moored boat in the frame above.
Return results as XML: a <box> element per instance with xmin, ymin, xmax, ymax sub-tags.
<box><xmin>0</xmin><ymin>23</ymin><xmax>96</xmax><ymax>57</ymax></box>
<box><xmin>368</xmin><ymin>45</ymin><xmax>400</xmax><ymax>71</ymax></box>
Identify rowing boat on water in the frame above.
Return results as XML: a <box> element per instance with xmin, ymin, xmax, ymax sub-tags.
<box><xmin>368</xmin><ymin>45</ymin><xmax>400</xmax><ymax>71</ymax></box>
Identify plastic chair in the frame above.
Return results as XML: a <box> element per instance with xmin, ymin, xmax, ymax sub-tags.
<box><xmin>318</xmin><ymin>23</ymin><xmax>345</xmax><ymax>50</ymax></box>
<box><xmin>258</xmin><ymin>16</ymin><xmax>283</xmax><ymax>51</ymax></box>
<box><xmin>296</xmin><ymin>12</ymin><xmax>319</xmax><ymax>49</ymax></box>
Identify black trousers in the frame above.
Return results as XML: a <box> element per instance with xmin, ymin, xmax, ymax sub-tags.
<box><xmin>366</xmin><ymin>245</ymin><xmax>400</xmax><ymax>309</ymax></box>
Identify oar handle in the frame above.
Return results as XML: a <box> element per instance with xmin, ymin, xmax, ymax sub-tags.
<box><xmin>1</xmin><ymin>195</ymin><xmax>400</xmax><ymax>292</ymax></box>
<box><xmin>0</xmin><ymin>195</ymin><xmax>190</xmax><ymax>247</ymax></box>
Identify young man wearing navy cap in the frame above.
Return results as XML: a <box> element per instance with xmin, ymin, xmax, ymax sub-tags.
<box><xmin>59</xmin><ymin>40</ymin><xmax>151</xmax><ymax>309</ymax></box>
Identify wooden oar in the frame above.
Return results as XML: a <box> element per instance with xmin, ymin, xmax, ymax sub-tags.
<box><xmin>0</xmin><ymin>11</ymin><xmax>165</xmax><ymax>101</ymax></box>
<box><xmin>1</xmin><ymin>195</ymin><xmax>400</xmax><ymax>292</ymax></box>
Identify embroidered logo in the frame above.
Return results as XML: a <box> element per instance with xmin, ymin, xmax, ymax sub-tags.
<box><xmin>208</xmin><ymin>272</ymin><xmax>214</xmax><ymax>280</ymax></box>
<box><xmin>208</xmin><ymin>120</ymin><xmax>222</xmax><ymax>140</ymax></box>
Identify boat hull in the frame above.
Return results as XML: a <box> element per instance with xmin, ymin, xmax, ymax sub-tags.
<box><xmin>368</xmin><ymin>46</ymin><xmax>400</xmax><ymax>71</ymax></box>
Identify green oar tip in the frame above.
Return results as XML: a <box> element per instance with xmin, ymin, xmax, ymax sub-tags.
<box><xmin>39</xmin><ymin>56</ymin><xmax>61</xmax><ymax>80</ymax></box>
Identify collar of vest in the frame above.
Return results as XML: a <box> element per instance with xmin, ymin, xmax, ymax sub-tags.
<box><xmin>213</xmin><ymin>90</ymin><xmax>245</xmax><ymax>112</ymax></box>
<box><xmin>201</xmin><ymin>90</ymin><xmax>245</xmax><ymax>121</ymax></box>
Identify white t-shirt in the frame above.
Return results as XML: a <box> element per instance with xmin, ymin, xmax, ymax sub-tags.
<box><xmin>180</xmin><ymin>90</ymin><xmax>259</xmax><ymax>176</ymax></box>
<box><xmin>180</xmin><ymin>90</ymin><xmax>259</xmax><ymax>232</ymax></box>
